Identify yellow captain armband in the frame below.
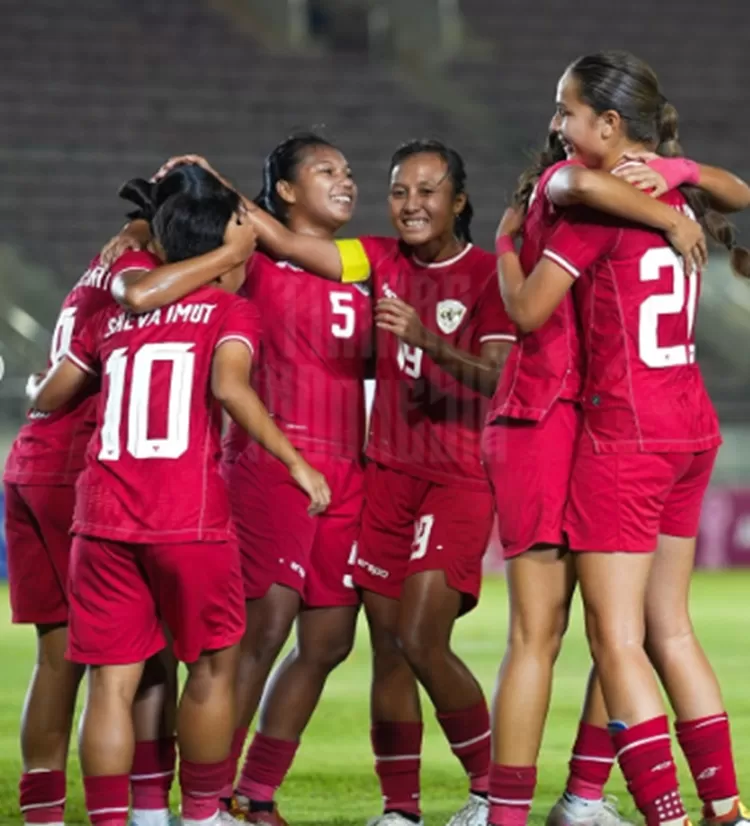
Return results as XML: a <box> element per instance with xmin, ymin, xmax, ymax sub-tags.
<box><xmin>336</xmin><ymin>239</ymin><xmax>371</xmax><ymax>284</ymax></box>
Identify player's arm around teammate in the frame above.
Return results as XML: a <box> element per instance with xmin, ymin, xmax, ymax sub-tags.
<box><xmin>29</xmin><ymin>188</ymin><xmax>328</xmax><ymax>826</ymax></box>
<box><xmin>494</xmin><ymin>52</ymin><xmax>750</xmax><ymax>826</ymax></box>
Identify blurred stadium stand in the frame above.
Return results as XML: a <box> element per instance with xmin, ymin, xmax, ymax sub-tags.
<box><xmin>1</xmin><ymin>0</ymin><xmax>749</xmax><ymax>449</ymax></box>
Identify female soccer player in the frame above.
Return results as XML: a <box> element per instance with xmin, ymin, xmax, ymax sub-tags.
<box><xmin>105</xmin><ymin>134</ymin><xmax>373</xmax><ymax>826</ymax></box>
<box><xmin>183</xmin><ymin>140</ymin><xmax>518</xmax><ymax>826</ymax></box>
<box><xmin>482</xmin><ymin>122</ymin><xmax>712</xmax><ymax>826</ymax></box>
<box><xmin>3</xmin><ymin>163</ymin><xmax>259</xmax><ymax>826</ymax></box>
<box><xmin>28</xmin><ymin>184</ymin><xmax>330</xmax><ymax>826</ymax></box>
<box><xmin>495</xmin><ymin>50</ymin><xmax>750</xmax><ymax>826</ymax></box>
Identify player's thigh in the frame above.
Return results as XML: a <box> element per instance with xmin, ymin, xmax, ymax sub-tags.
<box><xmin>67</xmin><ymin>535</ymin><xmax>163</xmax><ymax>666</ymax></box>
<box><xmin>407</xmin><ymin>482</ymin><xmax>495</xmax><ymax>615</ymax></box>
<box><xmin>144</xmin><ymin>540</ymin><xmax>245</xmax><ymax>663</ymax></box>
<box><xmin>564</xmin><ymin>435</ymin><xmax>679</xmax><ymax>553</ymax></box>
<box><xmin>505</xmin><ymin>547</ymin><xmax>577</xmax><ymax>646</ymax></box>
<box><xmin>660</xmin><ymin>448</ymin><xmax>718</xmax><ymax>539</ymax></box>
<box><xmin>4</xmin><ymin>483</ymin><xmax>73</xmax><ymax>625</ymax></box>
<box><xmin>306</xmin><ymin>458</ymin><xmax>363</xmax><ymax>609</ymax></box>
<box><xmin>354</xmin><ymin>462</ymin><xmax>423</xmax><ymax>600</ymax></box>
<box><xmin>483</xmin><ymin>401</ymin><xmax>581</xmax><ymax>559</ymax></box>
<box><xmin>224</xmin><ymin>450</ymin><xmax>316</xmax><ymax>601</ymax></box>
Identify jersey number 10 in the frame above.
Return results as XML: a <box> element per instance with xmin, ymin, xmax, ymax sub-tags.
<box><xmin>99</xmin><ymin>343</ymin><xmax>196</xmax><ymax>462</ymax></box>
<box><xmin>639</xmin><ymin>247</ymin><xmax>699</xmax><ymax>368</ymax></box>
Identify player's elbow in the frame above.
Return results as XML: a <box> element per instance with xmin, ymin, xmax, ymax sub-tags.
<box><xmin>111</xmin><ymin>275</ymin><xmax>151</xmax><ymax>314</ymax></box>
<box><xmin>211</xmin><ymin>372</ymin><xmax>242</xmax><ymax>409</ymax></box>
<box><xmin>549</xmin><ymin>166</ymin><xmax>592</xmax><ymax>207</ymax></box>
<box><xmin>508</xmin><ymin>305</ymin><xmax>544</xmax><ymax>334</ymax></box>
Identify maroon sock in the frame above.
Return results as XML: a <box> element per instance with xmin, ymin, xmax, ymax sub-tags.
<box><xmin>130</xmin><ymin>737</ymin><xmax>176</xmax><ymax>811</ymax></box>
<box><xmin>488</xmin><ymin>764</ymin><xmax>537</xmax><ymax>826</ymax></box>
<box><xmin>676</xmin><ymin>714</ymin><xmax>739</xmax><ymax>818</ymax></box>
<box><xmin>371</xmin><ymin>721</ymin><xmax>422</xmax><ymax>817</ymax></box>
<box><xmin>83</xmin><ymin>774</ymin><xmax>129</xmax><ymax>826</ymax></box>
<box><xmin>236</xmin><ymin>732</ymin><xmax>299</xmax><ymax>804</ymax></box>
<box><xmin>19</xmin><ymin>770</ymin><xmax>66</xmax><ymax>824</ymax></box>
<box><xmin>612</xmin><ymin>716</ymin><xmax>686</xmax><ymax>826</ymax></box>
<box><xmin>179</xmin><ymin>758</ymin><xmax>226</xmax><ymax>822</ymax></box>
<box><xmin>436</xmin><ymin>700</ymin><xmax>491</xmax><ymax>794</ymax></box>
<box><xmin>220</xmin><ymin>727</ymin><xmax>249</xmax><ymax>803</ymax></box>
<box><xmin>566</xmin><ymin>722</ymin><xmax>616</xmax><ymax>801</ymax></box>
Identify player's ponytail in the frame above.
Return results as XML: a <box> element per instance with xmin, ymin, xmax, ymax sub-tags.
<box><xmin>389</xmin><ymin>139</ymin><xmax>474</xmax><ymax>243</ymax></box>
<box><xmin>513</xmin><ymin>131</ymin><xmax>567</xmax><ymax>210</ymax></box>
<box><xmin>655</xmin><ymin>99</ymin><xmax>750</xmax><ymax>278</ymax></box>
<box><xmin>119</xmin><ymin>164</ymin><xmax>228</xmax><ymax>224</ymax></box>
<box><xmin>254</xmin><ymin>132</ymin><xmax>337</xmax><ymax>224</ymax></box>
<box><xmin>118</xmin><ymin>178</ymin><xmax>156</xmax><ymax>221</ymax></box>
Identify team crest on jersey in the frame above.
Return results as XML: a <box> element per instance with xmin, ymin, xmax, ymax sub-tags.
<box><xmin>436</xmin><ymin>299</ymin><xmax>466</xmax><ymax>334</ymax></box>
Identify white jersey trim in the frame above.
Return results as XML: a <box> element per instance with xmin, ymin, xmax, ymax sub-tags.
<box><xmin>413</xmin><ymin>244</ymin><xmax>473</xmax><ymax>269</ymax></box>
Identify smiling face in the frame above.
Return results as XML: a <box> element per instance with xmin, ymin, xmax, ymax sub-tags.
<box><xmin>388</xmin><ymin>152</ymin><xmax>466</xmax><ymax>248</ymax></box>
<box><xmin>554</xmin><ymin>69</ymin><xmax>611</xmax><ymax>168</ymax></box>
<box><xmin>276</xmin><ymin>145</ymin><xmax>356</xmax><ymax>232</ymax></box>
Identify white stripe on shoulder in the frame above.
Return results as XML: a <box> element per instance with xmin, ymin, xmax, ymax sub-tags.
<box><xmin>543</xmin><ymin>249</ymin><xmax>581</xmax><ymax>278</ymax></box>
<box><xmin>216</xmin><ymin>334</ymin><xmax>255</xmax><ymax>355</ymax></box>
<box><xmin>66</xmin><ymin>351</ymin><xmax>96</xmax><ymax>375</ymax></box>
<box><xmin>479</xmin><ymin>333</ymin><xmax>517</xmax><ymax>343</ymax></box>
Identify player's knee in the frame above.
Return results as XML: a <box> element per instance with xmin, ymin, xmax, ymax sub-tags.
<box><xmin>242</xmin><ymin>615</ymin><xmax>293</xmax><ymax>664</ymax></box>
<box><xmin>303</xmin><ymin>631</ymin><xmax>355</xmax><ymax>671</ymax></box>
<box><xmin>185</xmin><ymin>646</ymin><xmax>239</xmax><ymax>702</ymax></box>
<box><xmin>644</xmin><ymin>623</ymin><xmax>695</xmax><ymax>668</ymax></box>
<box><xmin>508</xmin><ymin>604</ymin><xmax>569</xmax><ymax>662</ymax></box>
<box><xmin>397</xmin><ymin>621</ymin><xmax>448</xmax><ymax>673</ymax></box>
<box><xmin>584</xmin><ymin>609</ymin><xmax>643</xmax><ymax>665</ymax></box>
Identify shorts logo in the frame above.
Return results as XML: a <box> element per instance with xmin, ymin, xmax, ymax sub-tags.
<box><xmin>436</xmin><ymin>300</ymin><xmax>466</xmax><ymax>334</ymax></box>
<box><xmin>357</xmin><ymin>558</ymin><xmax>389</xmax><ymax>579</ymax></box>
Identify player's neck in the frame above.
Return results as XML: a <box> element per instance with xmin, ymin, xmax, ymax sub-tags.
<box><xmin>411</xmin><ymin>235</ymin><xmax>465</xmax><ymax>265</ymax></box>
<box><xmin>601</xmin><ymin>141</ymin><xmax>650</xmax><ymax>172</ymax></box>
<box><xmin>287</xmin><ymin>217</ymin><xmax>335</xmax><ymax>241</ymax></box>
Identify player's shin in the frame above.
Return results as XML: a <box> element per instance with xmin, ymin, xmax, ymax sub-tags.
<box><xmin>80</xmin><ymin>662</ymin><xmax>145</xmax><ymax>826</ymax></box>
<box><xmin>178</xmin><ymin>647</ymin><xmax>239</xmax><ymax>825</ymax></box>
<box><xmin>20</xmin><ymin>625</ymin><xmax>84</xmax><ymax>826</ymax></box>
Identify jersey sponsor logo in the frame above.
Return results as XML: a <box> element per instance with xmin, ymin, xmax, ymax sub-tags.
<box><xmin>357</xmin><ymin>557</ymin><xmax>389</xmax><ymax>579</ymax></box>
<box><xmin>436</xmin><ymin>299</ymin><xmax>467</xmax><ymax>334</ymax></box>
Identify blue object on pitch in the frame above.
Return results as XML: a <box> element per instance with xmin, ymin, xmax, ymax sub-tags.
<box><xmin>608</xmin><ymin>720</ymin><xmax>628</xmax><ymax>733</ymax></box>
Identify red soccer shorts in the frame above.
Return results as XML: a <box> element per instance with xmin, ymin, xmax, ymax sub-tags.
<box><xmin>482</xmin><ymin>401</ymin><xmax>582</xmax><ymax>559</ymax></box>
<box><xmin>564</xmin><ymin>432</ymin><xmax>718</xmax><ymax>552</ymax></box>
<box><xmin>355</xmin><ymin>462</ymin><xmax>494</xmax><ymax>614</ymax></box>
<box><xmin>4</xmin><ymin>482</ymin><xmax>76</xmax><ymax>625</ymax></box>
<box><xmin>223</xmin><ymin>448</ymin><xmax>363</xmax><ymax>608</ymax></box>
<box><xmin>67</xmin><ymin>536</ymin><xmax>245</xmax><ymax>665</ymax></box>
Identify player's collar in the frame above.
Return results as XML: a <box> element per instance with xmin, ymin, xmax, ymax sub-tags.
<box><xmin>412</xmin><ymin>243</ymin><xmax>473</xmax><ymax>269</ymax></box>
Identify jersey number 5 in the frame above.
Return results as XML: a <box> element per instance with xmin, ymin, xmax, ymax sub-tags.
<box><xmin>330</xmin><ymin>291</ymin><xmax>355</xmax><ymax>339</ymax></box>
<box><xmin>99</xmin><ymin>342</ymin><xmax>196</xmax><ymax>462</ymax></box>
<box><xmin>639</xmin><ymin>247</ymin><xmax>699</xmax><ymax>368</ymax></box>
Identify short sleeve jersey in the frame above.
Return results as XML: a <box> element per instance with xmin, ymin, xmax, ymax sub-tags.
<box><xmin>3</xmin><ymin>251</ymin><xmax>158</xmax><ymax>485</ymax></box>
<box><xmin>68</xmin><ymin>285</ymin><xmax>262</xmax><ymax>542</ymax></box>
<box><xmin>488</xmin><ymin>159</ymin><xmax>585</xmax><ymax>422</ymax></box>
<box><xmin>223</xmin><ymin>252</ymin><xmax>372</xmax><ymax>463</ymax></box>
<box><xmin>359</xmin><ymin>238</ymin><xmax>516</xmax><ymax>489</ymax></box>
<box><xmin>543</xmin><ymin>191</ymin><xmax>721</xmax><ymax>453</ymax></box>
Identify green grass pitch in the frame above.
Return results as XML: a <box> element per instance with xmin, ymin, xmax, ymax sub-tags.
<box><xmin>1</xmin><ymin>573</ymin><xmax>749</xmax><ymax>825</ymax></box>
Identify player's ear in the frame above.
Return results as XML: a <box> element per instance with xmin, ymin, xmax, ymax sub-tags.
<box><xmin>599</xmin><ymin>109</ymin><xmax>621</xmax><ymax>140</ymax></box>
<box><xmin>275</xmin><ymin>179</ymin><xmax>296</xmax><ymax>207</ymax></box>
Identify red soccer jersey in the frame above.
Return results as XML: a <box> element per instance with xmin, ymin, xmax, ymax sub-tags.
<box><xmin>543</xmin><ymin>191</ymin><xmax>721</xmax><ymax>453</ymax></box>
<box><xmin>3</xmin><ymin>251</ymin><xmax>158</xmax><ymax>485</ymax></box>
<box><xmin>68</xmin><ymin>285</ymin><xmax>262</xmax><ymax>543</ymax></box>
<box><xmin>359</xmin><ymin>238</ymin><xmax>516</xmax><ymax>490</ymax></box>
<box><xmin>223</xmin><ymin>252</ymin><xmax>372</xmax><ymax>462</ymax></box>
<box><xmin>488</xmin><ymin>159</ymin><xmax>584</xmax><ymax>423</ymax></box>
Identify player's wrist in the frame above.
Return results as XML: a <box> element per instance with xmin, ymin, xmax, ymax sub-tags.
<box><xmin>495</xmin><ymin>234</ymin><xmax>517</xmax><ymax>258</ymax></box>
